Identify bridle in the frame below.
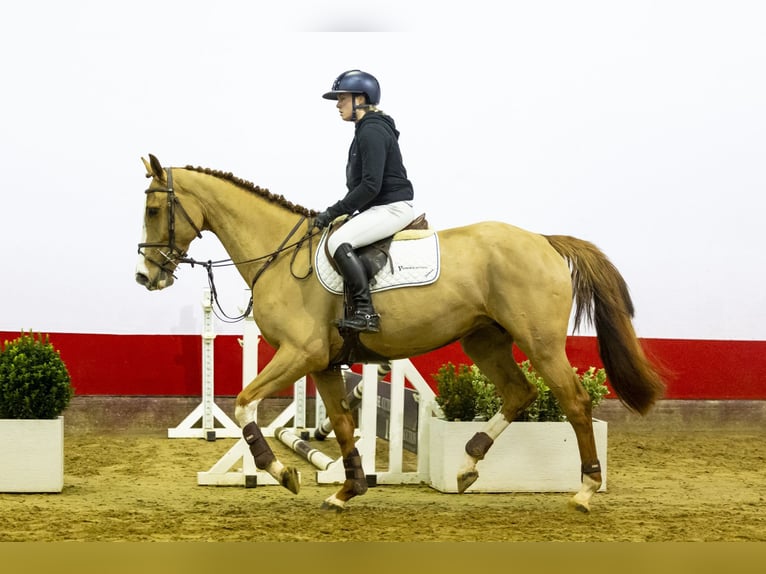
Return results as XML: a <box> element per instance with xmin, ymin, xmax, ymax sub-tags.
<box><xmin>137</xmin><ymin>167</ymin><xmax>203</xmax><ymax>276</ymax></box>
<box><xmin>137</xmin><ymin>167</ymin><xmax>319</xmax><ymax>322</ymax></box>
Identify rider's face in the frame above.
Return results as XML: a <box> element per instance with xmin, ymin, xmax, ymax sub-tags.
<box><xmin>336</xmin><ymin>93</ymin><xmax>362</xmax><ymax>122</ymax></box>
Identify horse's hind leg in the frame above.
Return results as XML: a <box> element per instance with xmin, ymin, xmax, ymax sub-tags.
<box><xmin>311</xmin><ymin>367</ymin><xmax>369</xmax><ymax>512</ymax></box>
<box><xmin>524</xmin><ymin>346</ymin><xmax>602</xmax><ymax>513</ymax></box>
<box><xmin>457</xmin><ymin>325</ymin><xmax>538</xmax><ymax>493</ymax></box>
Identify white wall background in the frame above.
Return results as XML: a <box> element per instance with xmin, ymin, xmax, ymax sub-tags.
<box><xmin>1</xmin><ymin>1</ymin><xmax>764</xmax><ymax>340</ymax></box>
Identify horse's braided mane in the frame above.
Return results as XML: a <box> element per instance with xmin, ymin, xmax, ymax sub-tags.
<box><xmin>184</xmin><ymin>165</ymin><xmax>317</xmax><ymax>218</ymax></box>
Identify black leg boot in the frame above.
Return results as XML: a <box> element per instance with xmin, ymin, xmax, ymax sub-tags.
<box><xmin>333</xmin><ymin>243</ymin><xmax>380</xmax><ymax>333</ymax></box>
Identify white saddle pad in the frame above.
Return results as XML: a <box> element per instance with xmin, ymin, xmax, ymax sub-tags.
<box><xmin>315</xmin><ymin>230</ymin><xmax>441</xmax><ymax>295</ymax></box>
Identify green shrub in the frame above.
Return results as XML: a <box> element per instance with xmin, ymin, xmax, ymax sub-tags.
<box><xmin>0</xmin><ymin>332</ymin><xmax>74</xmax><ymax>419</ymax></box>
<box><xmin>471</xmin><ymin>365</ymin><xmax>503</xmax><ymax>422</ymax></box>
<box><xmin>433</xmin><ymin>360</ymin><xmax>608</xmax><ymax>422</ymax></box>
<box><xmin>432</xmin><ymin>362</ymin><xmax>477</xmax><ymax>422</ymax></box>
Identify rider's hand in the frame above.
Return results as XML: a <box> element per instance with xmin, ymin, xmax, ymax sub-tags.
<box><xmin>313</xmin><ymin>210</ymin><xmax>333</xmax><ymax>229</ymax></box>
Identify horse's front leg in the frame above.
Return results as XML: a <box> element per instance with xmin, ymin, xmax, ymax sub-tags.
<box><xmin>312</xmin><ymin>368</ymin><xmax>368</xmax><ymax>512</ymax></box>
<box><xmin>235</xmin><ymin>346</ymin><xmax>321</xmax><ymax>495</ymax></box>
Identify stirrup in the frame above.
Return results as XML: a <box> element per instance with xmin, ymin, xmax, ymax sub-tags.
<box><xmin>336</xmin><ymin>311</ymin><xmax>380</xmax><ymax>333</ymax></box>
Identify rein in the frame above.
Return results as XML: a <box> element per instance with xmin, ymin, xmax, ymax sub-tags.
<box><xmin>195</xmin><ymin>216</ymin><xmax>317</xmax><ymax>323</ymax></box>
<box><xmin>138</xmin><ymin>167</ymin><xmax>319</xmax><ymax>323</ymax></box>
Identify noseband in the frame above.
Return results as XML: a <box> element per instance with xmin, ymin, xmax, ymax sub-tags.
<box><xmin>137</xmin><ymin>167</ymin><xmax>203</xmax><ymax>276</ymax></box>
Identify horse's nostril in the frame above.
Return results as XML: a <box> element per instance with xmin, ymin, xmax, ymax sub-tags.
<box><xmin>135</xmin><ymin>273</ymin><xmax>149</xmax><ymax>286</ymax></box>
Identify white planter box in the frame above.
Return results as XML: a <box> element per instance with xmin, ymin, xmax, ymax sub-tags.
<box><xmin>428</xmin><ymin>417</ymin><xmax>607</xmax><ymax>493</ymax></box>
<box><xmin>0</xmin><ymin>416</ymin><xmax>64</xmax><ymax>493</ymax></box>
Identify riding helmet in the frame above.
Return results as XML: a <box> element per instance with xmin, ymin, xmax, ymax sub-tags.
<box><xmin>322</xmin><ymin>70</ymin><xmax>381</xmax><ymax>105</ymax></box>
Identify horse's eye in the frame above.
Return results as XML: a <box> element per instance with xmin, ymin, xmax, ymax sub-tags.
<box><xmin>146</xmin><ymin>207</ymin><xmax>160</xmax><ymax>218</ymax></box>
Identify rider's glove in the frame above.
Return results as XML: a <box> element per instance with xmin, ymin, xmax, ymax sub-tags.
<box><xmin>313</xmin><ymin>210</ymin><xmax>334</xmax><ymax>229</ymax></box>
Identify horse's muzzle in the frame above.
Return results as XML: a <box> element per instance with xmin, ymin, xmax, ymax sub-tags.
<box><xmin>135</xmin><ymin>270</ymin><xmax>174</xmax><ymax>291</ymax></box>
<box><xmin>135</xmin><ymin>271</ymin><xmax>153</xmax><ymax>289</ymax></box>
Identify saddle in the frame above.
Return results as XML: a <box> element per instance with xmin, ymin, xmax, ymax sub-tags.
<box><xmin>326</xmin><ymin>213</ymin><xmax>430</xmax><ymax>367</ymax></box>
<box><xmin>323</xmin><ymin>213</ymin><xmax>430</xmax><ymax>279</ymax></box>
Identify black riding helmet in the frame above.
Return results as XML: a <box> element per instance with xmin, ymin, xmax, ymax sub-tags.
<box><xmin>322</xmin><ymin>70</ymin><xmax>381</xmax><ymax>119</ymax></box>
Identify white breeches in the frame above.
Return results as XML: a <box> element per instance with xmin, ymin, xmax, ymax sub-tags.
<box><xmin>327</xmin><ymin>200</ymin><xmax>415</xmax><ymax>256</ymax></box>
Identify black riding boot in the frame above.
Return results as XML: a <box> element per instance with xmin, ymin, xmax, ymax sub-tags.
<box><xmin>332</xmin><ymin>243</ymin><xmax>380</xmax><ymax>333</ymax></box>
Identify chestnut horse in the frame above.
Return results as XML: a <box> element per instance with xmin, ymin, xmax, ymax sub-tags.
<box><xmin>135</xmin><ymin>154</ymin><xmax>664</xmax><ymax>513</ymax></box>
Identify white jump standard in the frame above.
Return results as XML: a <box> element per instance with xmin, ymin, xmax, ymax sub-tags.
<box><xmin>167</xmin><ymin>288</ymin><xmax>240</xmax><ymax>440</ymax></box>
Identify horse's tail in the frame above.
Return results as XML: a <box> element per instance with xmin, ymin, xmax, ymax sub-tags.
<box><xmin>544</xmin><ymin>234</ymin><xmax>665</xmax><ymax>415</ymax></box>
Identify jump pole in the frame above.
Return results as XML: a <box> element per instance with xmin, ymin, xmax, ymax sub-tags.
<box><xmin>274</xmin><ymin>365</ymin><xmax>388</xmax><ymax>471</ymax></box>
<box><xmin>274</xmin><ymin>427</ymin><xmax>335</xmax><ymax>470</ymax></box>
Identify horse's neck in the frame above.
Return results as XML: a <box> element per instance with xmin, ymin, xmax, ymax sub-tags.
<box><xmin>180</xmin><ymin>171</ymin><xmax>301</xmax><ymax>280</ymax></box>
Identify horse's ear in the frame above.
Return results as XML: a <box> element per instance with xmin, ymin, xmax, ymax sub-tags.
<box><xmin>141</xmin><ymin>156</ymin><xmax>153</xmax><ymax>178</ymax></box>
<box><xmin>142</xmin><ymin>154</ymin><xmax>166</xmax><ymax>181</ymax></box>
<box><xmin>149</xmin><ymin>154</ymin><xmax>164</xmax><ymax>179</ymax></box>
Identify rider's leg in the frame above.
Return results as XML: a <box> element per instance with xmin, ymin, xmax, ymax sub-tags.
<box><xmin>332</xmin><ymin>242</ymin><xmax>380</xmax><ymax>333</ymax></box>
<box><xmin>327</xmin><ymin>201</ymin><xmax>414</xmax><ymax>334</ymax></box>
<box><xmin>327</xmin><ymin>201</ymin><xmax>415</xmax><ymax>254</ymax></box>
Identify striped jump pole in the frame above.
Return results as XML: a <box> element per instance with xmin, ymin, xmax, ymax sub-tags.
<box><xmin>313</xmin><ymin>380</ymin><xmax>363</xmax><ymax>440</ymax></box>
<box><xmin>313</xmin><ymin>362</ymin><xmax>392</xmax><ymax>440</ymax></box>
<box><xmin>274</xmin><ymin>427</ymin><xmax>335</xmax><ymax>471</ymax></box>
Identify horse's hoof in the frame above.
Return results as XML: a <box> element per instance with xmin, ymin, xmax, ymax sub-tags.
<box><xmin>320</xmin><ymin>497</ymin><xmax>346</xmax><ymax>513</ymax></box>
<box><xmin>568</xmin><ymin>497</ymin><xmax>591</xmax><ymax>514</ymax></box>
<box><xmin>457</xmin><ymin>470</ymin><xmax>479</xmax><ymax>494</ymax></box>
<box><xmin>280</xmin><ymin>467</ymin><xmax>301</xmax><ymax>494</ymax></box>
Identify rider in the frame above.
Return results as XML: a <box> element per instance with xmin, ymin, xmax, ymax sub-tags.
<box><xmin>313</xmin><ymin>69</ymin><xmax>415</xmax><ymax>334</ymax></box>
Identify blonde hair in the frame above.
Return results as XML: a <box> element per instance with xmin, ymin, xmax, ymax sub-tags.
<box><xmin>360</xmin><ymin>104</ymin><xmax>385</xmax><ymax>114</ymax></box>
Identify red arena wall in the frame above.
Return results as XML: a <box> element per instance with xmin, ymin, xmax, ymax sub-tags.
<box><xmin>1</xmin><ymin>331</ymin><xmax>763</xmax><ymax>400</ymax></box>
